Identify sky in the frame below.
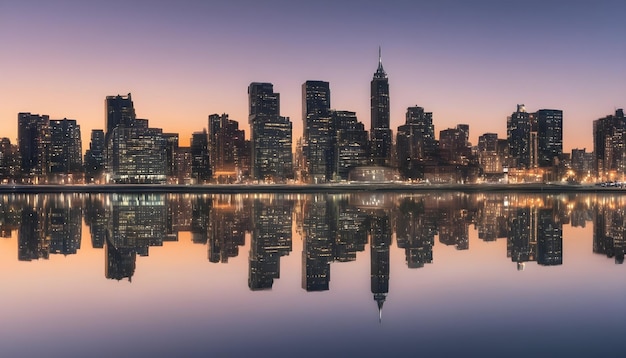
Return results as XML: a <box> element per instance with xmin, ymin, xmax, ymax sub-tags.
<box><xmin>1</xmin><ymin>0</ymin><xmax>624</xmax><ymax>152</ymax></box>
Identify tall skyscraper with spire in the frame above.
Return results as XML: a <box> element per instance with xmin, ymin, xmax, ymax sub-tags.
<box><xmin>370</xmin><ymin>47</ymin><xmax>392</xmax><ymax>166</ymax></box>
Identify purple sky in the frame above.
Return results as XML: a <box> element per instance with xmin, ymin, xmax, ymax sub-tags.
<box><xmin>1</xmin><ymin>0</ymin><xmax>624</xmax><ymax>151</ymax></box>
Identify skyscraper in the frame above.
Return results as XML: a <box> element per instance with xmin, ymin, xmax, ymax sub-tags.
<box><xmin>191</xmin><ymin>130</ymin><xmax>211</xmax><ymax>183</ymax></box>
<box><xmin>208</xmin><ymin>113</ymin><xmax>246</xmax><ymax>181</ymax></box>
<box><xmin>302</xmin><ymin>81</ymin><xmax>332</xmax><ymax>183</ymax></box>
<box><xmin>507</xmin><ymin>104</ymin><xmax>532</xmax><ymax>169</ymax></box>
<box><xmin>370</xmin><ymin>48</ymin><xmax>392</xmax><ymax>166</ymax></box>
<box><xmin>105</xmin><ymin>93</ymin><xmax>136</xmax><ymax>142</ymax></box>
<box><xmin>84</xmin><ymin>129</ymin><xmax>105</xmax><ymax>182</ymax></box>
<box><xmin>18</xmin><ymin>112</ymin><xmax>50</xmax><ymax>180</ymax></box>
<box><xmin>396</xmin><ymin>106</ymin><xmax>436</xmax><ymax>179</ymax></box>
<box><xmin>49</xmin><ymin>118</ymin><xmax>82</xmax><ymax>177</ymax></box>
<box><xmin>333</xmin><ymin>110</ymin><xmax>368</xmax><ymax>180</ymax></box>
<box><xmin>248</xmin><ymin>82</ymin><xmax>293</xmax><ymax>182</ymax></box>
<box><xmin>593</xmin><ymin>109</ymin><xmax>625</xmax><ymax>180</ymax></box>
<box><xmin>536</xmin><ymin>109</ymin><xmax>563</xmax><ymax>167</ymax></box>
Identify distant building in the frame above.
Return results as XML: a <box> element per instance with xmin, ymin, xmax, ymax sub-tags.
<box><xmin>478</xmin><ymin>133</ymin><xmax>505</xmax><ymax>176</ymax></box>
<box><xmin>248</xmin><ymin>82</ymin><xmax>293</xmax><ymax>182</ymax></box>
<box><xmin>18</xmin><ymin>112</ymin><xmax>50</xmax><ymax>181</ymax></box>
<box><xmin>107</xmin><ymin>127</ymin><xmax>167</xmax><ymax>184</ymax></box>
<box><xmin>84</xmin><ymin>129</ymin><xmax>105</xmax><ymax>182</ymax></box>
<box><xmin>191</xmin><ymin>130</ymin><xmax>211</xmax><ymax>183</ymax></box>
<box><xmin>593</xmin><ymin>109</ymin><xmax>626</xmax><ymax>181</ymax></box>
<box><xmin>208</xmin><ymin>113</ymin><xmax>246</xmax><ymax>182</ymax></box>
<box><xmin>370</xmin><ymin>48</ymin><xmax>392</xmax><ymax>166</ymax></box>
<box><xmin>49</xmin><ymin>118</ymin><xmax>82</xmax><ymax>177</ymax></box>
<box><xmin>105</xmin><ymin>93</ymin><xmax>136</xmax><ymax>143</ymax></box>
<box><xmin>334</xmin><ymin>110</ymin><xmax>368</xmax><ymax>180</ymax></box>
<box><xmin>439</xmin><ymin>124</ymin><xmax>470</xmax><ymax>165</ymax></box>
<box><xmin>0</xmin><ymin>138</ymin><xmax>18</xmax><ymax>181</ymax></box>
<box><xmin>507</xmin><ymin>104</ymin><xmax>532</xmax><ymax>169</ymax></box>
<box><xmin>396</xmin><ymin>106</ymin><xmax>436</xmax><ymax>179</ymax></box>
<box><xmin>571</xmin><ymin>148</ymin><xmax>594</xmax><ymax>180</ymax></box>
<box><xmin>302</xmin><ymin>81</ymin><xmax>332</xmax><ymax>183</ymax></box>
<box><xmin>536</xmin><ymin>109</ymin><xmax>563</xmax><ymax>167</ymax></box>
<box><xmin>163</xmin><ymin>133</ymin><xmax>179</xmax><ymax>180</ymax></box>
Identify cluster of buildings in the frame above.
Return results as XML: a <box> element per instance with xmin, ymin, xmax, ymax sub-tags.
<box><xmin>0</xmin><ymin>53</ymin><xmax>623</xmax><ymax>184</ymax></box>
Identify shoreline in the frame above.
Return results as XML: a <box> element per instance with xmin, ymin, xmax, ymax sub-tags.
<box><xmin>0</xmin><ymin>183</ymin><xmax>622</xmax><ymax>194</ymax></box>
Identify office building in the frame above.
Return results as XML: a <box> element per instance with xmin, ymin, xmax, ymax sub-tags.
<box><xmin>536</xmin><ymin>109</ymin><xmax>563</xmax><ymax>167</ymax></box>
<box><xmin>248</xmin><ymin>82</ymin><xmax>293</xmax><ymax>182</ymax></box>
<box><xmin>208</xmin><ymin>113</ymin><xmax>246</xmax><ymax>181</ymax></box>
<box><xmin>84</xmin><ymin>130</ymin><xmax>105</xmax><ymax>182</ymax></box>
<box><xmin>333</xmin><ymin>110</ymin><xmax>368</xmax><ymax>180</ymax></box>
<box><xmin>593</xmin><ymin>109</ymin><xmax>626</xmax><ymax>180</ymax></box>
<box><xmin>191</xmin><ymin>130</ymin><xmax>211</xmax><ymax>183</ymax></box>
<box><xmin>18</xmin><ymin>112</ymin><xmax>50</xmax><ymax>180</ymax></box>
<box><xmin>396</xmin><ymin>106</ymin><xmax>436</xmax><ymax>179</ymax></box>
<box><xmin>370</xmin><ymin>48</ymin><xmax>392</xmax><ymax>166</ymax></box>
<box><xmin>302</xmin><ymin>81</ymin><xmax>332</xmax><ymax>183</ymax></box>
<box><xmin>49</xmin><ymin>118</ymin><xmax>82</xmax><ymax>176</ymax></box>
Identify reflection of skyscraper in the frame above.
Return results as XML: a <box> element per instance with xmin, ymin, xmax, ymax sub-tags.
<box><xmin>105</xmin><ymin>239</ymin><xmax>136</xmax><ymax>281</ymax></box>
<box><xmin>191</xmin><ymin>195</ymin><xmax>211</xmax><ymax>244</ymax></box>
<box><xmin>84</xmin><ymin>194</ymin><xmax>108</xmax><ymax>248</ymax></box>
<box><xmin>48</xmin><ymin>196</ymin><xmax>82</xmax><ymax>255</ymax></box>
<box><xmin>507</xmin><ymin>207</ymin><xmax>537</xmax><ymax>270</ymax></box>
<box><xmin>593</xmin><ymin>203</ymin><xmax>626</xmax><ymax>264</ymax></box>
<box><xmin>248</xmin><ymin>197</ymin><xmax>293</xmax><ymax>290</ymax></box>
<box><xmin>369</xmin><ymin>211</ymin><xmax>391</xmax><ymax>321</ymax></box>
<box><xmin>370</xmin><ymin>48</ymin><xmax>392</xmax><ymax>166</ymax></box>
<box><xmin>208</xmin><ymin>198</ymin><xmax>246</xmax><ymax>263</ymax></box>
<box><xmin>439</xmin><ymin>208</ymin><xmax>469</xmax><ymax>250</ymax></box>
<box><xmin>537</xmin><ymin>208</ymin><xmax>563</xmax><ymax>266</ymax></box>
<box><xmin>302</xmin><ymin>194</ymin><xmax>333</xmax><ymax>291</ymax></box>
<box><xmin>396</xmin><ymin>199</ymin><xmax>434</xmax><ymax>268</ymax></box>
<box><xmin>18</xmin><ymin>201</ymin><xmax>49</xmax><ymax>261</ymax></box>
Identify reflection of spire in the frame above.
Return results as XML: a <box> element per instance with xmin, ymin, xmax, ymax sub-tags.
<box><xmin>374</xmin><ymin>292</ymin><xmax>387</xmax><ymax>323</ymax></box>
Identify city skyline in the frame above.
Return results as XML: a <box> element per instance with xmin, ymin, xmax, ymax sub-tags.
<box><xmin>1</xmin><ymin>0</ymin><xmax>624</xmax><ymax>152</ymax></box>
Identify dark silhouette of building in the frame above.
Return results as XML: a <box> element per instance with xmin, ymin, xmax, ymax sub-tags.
<box><xmin>105</xmin><ymin>93</ymin><xmax>136</xmax><ymax>143</ymax></box>
<box><xmin>84</xmin><ymin>129</ymin><xmax>106</xmax><ymax>182</ymax></box>
<box><xmin>248</xmin><ymin>197</ymin><xmax>293</xmax><ymax>290</ymax></box>
<box><xmin>302</xmin><ymin>194</ymin><xmax>334</xmax><ymax>291</ymax></box>
<box><xmin>333</xmin><ymin>110</ymin><xmax>368</xmax><ymax>180</ymax></box>
<box><xmin>593</xmin><ymin>109</ymin><xmax>626</xmax><ymax>181</ymax></box>
<box><xmin>49</xmin><ymin>119</ymin><xmax>82</xmax><ymax>178</ymax></box>
<box><xmin>302</xmin><ymin>81</ymin><xmax>333</xmax><ymax>183</ymax></box>
<box><xmin>0</xmin><ymin>137</ymin><xmax>18</xmax><ymax>181</ymax></box>
<box><xmin>537</xmin><ymin>208</ymin><xmax>562</xmax><ymax>266</ymax></box>
<box><xmin>163</xmin><ymin>133</ymin><xmax>179</xmax><ymax>180</ymax></box>
<box><xmin>536</xmin><ymin>109</ymin><xmax>563</xmax><ymax>167</ymax></box>
<box><xmin>208</xmin><ymin>113</ymin><xmax>246</xmax><ymax>182</ymax></box>
<box><xmin>18</xmin><ymin>112</ymin><xmax>50</xmax><ymax>181</ymax></box>
<box><xmin>191</xmin><ymin>130</ymin><xmax>211</xmax><ymax>183</ymax></box>
<box><xmin>396</xmin><ymin>106</ymin><xmax>436</xmax><ymax>179</ymax></box>
<box><xmin>370</xmin><ymin>48</ymin><xmax>392</xmax><ymax>166</ymax></box>
<box><xmin>439</xmin><ymin>124</ymin><xmax>470</xmax><ymax>165</ymax></box>
<box><xmin>507</xmin><ymin>104</ymin><xmax>532</xmax><ymax>169</ymax></box>
<box><xmin>248</xmin><ymin>82</ymin><xmax>293</xmax><ymax>182</ymax></box>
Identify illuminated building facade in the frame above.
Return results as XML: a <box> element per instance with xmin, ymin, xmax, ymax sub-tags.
<box><xmin>248</xmin><ymin>82</ymin><xmax>293</xmax><ymax>182</ymax></box>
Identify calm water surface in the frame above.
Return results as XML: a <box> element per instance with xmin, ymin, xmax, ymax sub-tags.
<box><xmin>0</xmin><ymin>192</ymin><xmax>624</xmax><ymax>357</ymax></box>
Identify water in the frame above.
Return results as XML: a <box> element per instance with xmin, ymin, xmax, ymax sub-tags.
<box><xmin>0</xmin><ymin>192</ymin><xmax>624</xmax><ymax>357</ymax></box>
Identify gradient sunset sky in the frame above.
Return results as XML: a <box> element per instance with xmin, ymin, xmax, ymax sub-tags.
<box><xmin>1</xmin><ymin>0</ymin><xmax>624</xmax><ymax>151</ymax></box>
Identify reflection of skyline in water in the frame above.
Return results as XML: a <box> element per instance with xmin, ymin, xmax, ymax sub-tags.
<box><xmin>2</xmin><ymin>193</ymin><xmax>625</xmax><ymax>286</ymax></box>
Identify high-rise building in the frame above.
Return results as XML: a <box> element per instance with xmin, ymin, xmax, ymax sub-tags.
<box><xmin>333</xmin><ymin>110</ymin><xmax>368</xmax><ymax>180</ymax></box>
<box><xmin>478</xmin><ymin>133</ymin><xmax>505</xmax><ymax>174</ymax></box>
<box><xmin>105</xmin><ymin>93</ymin><xmax>136</xmax><ymax>143</ymax></box>
<box><xmin>18</xmin><ymin>112</ymin><xmax>50</xmax><ymax>180</ymax></box>
<box><xmin>396</xmin><ymin>106</ymin><xmax>436</xmax><ymax>179</ymax></box>
<box><xmin>248</xmin><ymin>82</ymin><xmax>293</xmax><ymax>182</ymax></box>
<box><xmin>370</xmin><ymin>48</ymin><xmax>392</xmax><ymax>166</ymax></box>
<box><xmin>571</xmin><ymin>148</ymin><xmax>594</xmax><ymax>180</ymax></box>
<box><xmin>507</xmin><ymin>104</ymin><xmax>532</xmax><ymax>169</ymax></box>
<box><xmin>163</xmin><ymin>133</ymin><xmax>179</xmax><ymax>180</ymax></box>
<box><xmin>536</xmin><ymin>109</ymin><xmax>563</xmax><ymax>167</ymax></box>
<box><xmin>49</xmin><ymin>118</ymin><xmax>82</xmax><ymax>176</ymax></box>
<box><xmin>191</xmin><ymin>130</ymin><xmax>211</xmax><ymax>183</ymax></box>
<box><xmin>208</xmin><ymin>113</ymin><xmax>246</xmax><ymax>181</ymax></box>
<box><xmin>0</xmin><ymin>138</ymin><xmax>18</xmax><ymax>181</ymax></box>
<box><xmin>84</xmin><ymin>129</ymin><xmax>105</xmax><ymax>182</ymax></box>
<box><xmin>439</xmin><ymin>124</ymin><xmax>470</xmax><ymax>164</ymax></box>
<box><xmin>107</xmin><ymin>127</ymin><xmax>167</xmax><ymax>184</ymax></box>
<box><xmin>593</xmin><ymin>109</ymin><xmax>626</xmax><ymax>180</ymax></box>
<box><xmin>302</xmin><ymin>81</ymin><xmax>332</xmax><ymax>183</ymax></box>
